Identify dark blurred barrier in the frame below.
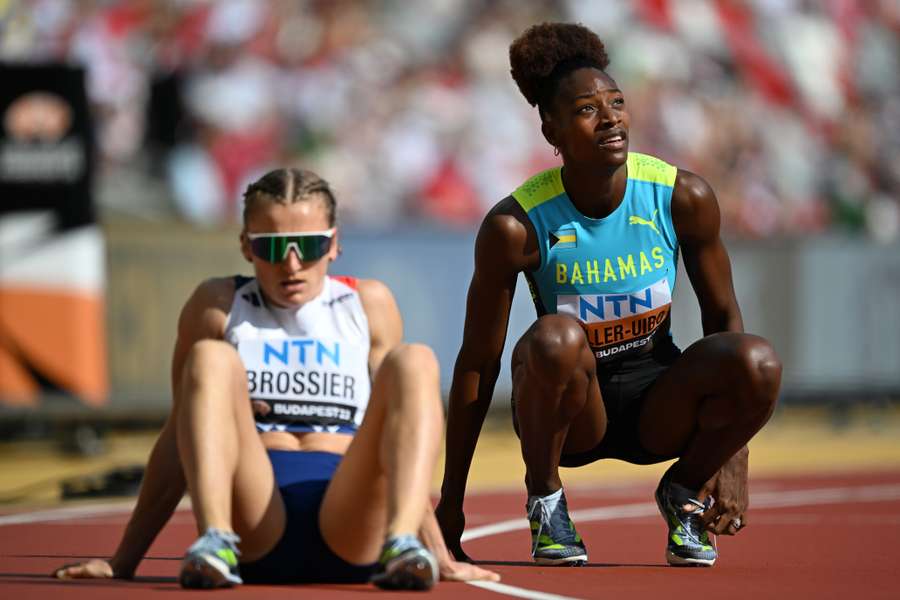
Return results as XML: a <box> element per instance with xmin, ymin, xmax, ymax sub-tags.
<box><xmin>4</xmin><ymin>221</ymin><xmax>898</xmax><ymax>420</ymax></box>
<box><xmin>0</xmin><ymin>64</ymin><xmax>107</xmax><ymax>410</ymax></box>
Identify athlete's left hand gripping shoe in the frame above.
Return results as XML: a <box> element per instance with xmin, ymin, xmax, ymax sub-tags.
<box><xmin>528</xmin><ymin>490</ymin><xmax>588</xmax><ymax>565</ymax></box>
<box><xmin>371</xmin><ymin>534</ymin><xmax>439</xmax><ymax>590</ymax></box>
<box><xmin>655</xmin><ymin>472</ymin><xmax>717</xmax><ymax>566</ymax></box>
<box><xmin>179</xmin><ymin>528</ymin><xmax>243</xmax><ymax>588</ymax></box>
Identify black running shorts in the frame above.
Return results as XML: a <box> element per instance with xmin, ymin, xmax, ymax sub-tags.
<box><xmin>511</xmin><ymin>339</ymin><xmax>682</xmax><ymax>467</ymax></box>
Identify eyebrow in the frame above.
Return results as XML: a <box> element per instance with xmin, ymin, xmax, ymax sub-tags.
<box><xmin>573</xmin><ymin>87</ymin><xmax>622</xmax><ymax>101</ymax></box>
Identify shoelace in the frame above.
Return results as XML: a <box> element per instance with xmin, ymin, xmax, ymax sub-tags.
<box><xmin>380</xmin><ymin>534</ymin><xmax>421</xmax><ymax>563</ymax></box>
<box><xmin>200</xmin><ymin>528</ymin><xmax>242</xmax><ymax>558</ymax></box>
<box><xmin>527</xmin><ymin>498</ymin><xmax>549</xmax><ymax>557</ymax></box>
<box><xmin>527</xmin><ymin>496</ymin><xmax>576</xmax><ymax>557</ymax></box>
<box><xmin>678</xmin><ymin>497</ymin><xmax>712</xmax><ymax>544</ymax></box>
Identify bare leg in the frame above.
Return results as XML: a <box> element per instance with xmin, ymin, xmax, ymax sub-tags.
<box><xmin>319</xmin><ymin>343</ymin><xmax>443</xmax><ymax>564</ymax></box>
<box><xmin>639</xmin><ymin>332</ymin><xmax>781</xmax><ymax>490</ymax></box>
<box><xmin>511</xmin><ymin>315</ymin><xmax>606</xmax><ymax>496</ymax></box>
<box><xmin>175</xmin><ymin>339</ymin><xmax>285</xmax><ymax>561</ymax></box>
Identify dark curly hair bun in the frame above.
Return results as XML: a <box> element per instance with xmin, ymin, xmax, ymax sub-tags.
<box><xmin>509</xmin><ymin>22</ymin><xmax>610</xmax><ymax>112</ymax></box>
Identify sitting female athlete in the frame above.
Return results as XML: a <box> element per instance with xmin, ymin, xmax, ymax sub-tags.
<box><xmin>54</xmin><ymin>168</ymin><xmax>499</xmax><ymax>589</ymax></box>
<box><xmin>436</xmin><ymin>23</ymin><xmax>782</xmax><ymax>567</ymax></box>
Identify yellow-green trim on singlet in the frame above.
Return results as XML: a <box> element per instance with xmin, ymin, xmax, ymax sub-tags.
<box><xmin>627</xmin><ymin>152</ymin><xmax>677</xmax><ymax>187</ymax></box>
<box><xmin>511</xmin><ymin>153</ymin><xmax>676</xmax><ymax>215</ymax></box>
<box><xmin>511</xmin><ymin>167</ymin><xmax>564</xmax><ymax>213</ymax></box>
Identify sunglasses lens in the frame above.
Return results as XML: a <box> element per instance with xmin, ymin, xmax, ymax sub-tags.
<box><xmin>250</xmin><ymin>235</ymin><xmax>332</xmax><ymax>263</ymax></box>
<box><xmin>249</xmin><ymin>237</ymin><xmax>278</xmax><ymax>262</ymax></box>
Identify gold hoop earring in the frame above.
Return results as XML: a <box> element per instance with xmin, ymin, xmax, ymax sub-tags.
<box><xmin>553</xmin><ymin>146</ymin><xmax>560</xmax><ymax>156</ymax></box>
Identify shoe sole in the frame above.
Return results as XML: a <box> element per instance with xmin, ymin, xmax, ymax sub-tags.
<box><xmin>665</xmin><ymin>550</ymin><xmax>715</xmax><ymax>567</ymax></box>
<box><xmin>534</xmin><ymin>557</ymin><xmax>588</xmax><ymax>566</ymax></box>
<box><xmin>179</xmin><ymin>555</ymin><xmax>242</xmax><ymax>589</ymax></box>
<box><xmin>372</xmin><ymin>554</ymin><xmax>438</xmax><ymax>590</ymax></box>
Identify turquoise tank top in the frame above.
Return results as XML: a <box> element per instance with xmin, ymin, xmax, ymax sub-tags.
<box><xmin>512</xmin><ymin>152</ymin><xmax>680</xmax><ymax>363</ymax></box>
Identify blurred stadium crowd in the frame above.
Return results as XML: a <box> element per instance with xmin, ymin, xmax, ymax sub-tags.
<box><xmin>2</xmin><ymin>0</ymin><xmax>898</xmax><ymax>239</ymax></box>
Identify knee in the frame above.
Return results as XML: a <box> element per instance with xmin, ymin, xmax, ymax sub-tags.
<box><xmin>380</xmin><ymin>343</ymin><xmax>440</xmax><ymax>385</ymax></box>
<box><xmin>523</xmin><ymin>315</ymin><xmax>590</xmax><ymax>376</ymax></box>
<box><xmin>721</xmin><ymin>334</ymin><xmax>782</xmax><ymax>415</ymax></box>
<box><xmin>378</xmin><ymin>344</ymin><xmax>443</xmax><ymax>418</ymax></box>
<box><xmin>181</xmin><ymin>340</ymin><xmax>245</xmax><ymax>390</ymax></box>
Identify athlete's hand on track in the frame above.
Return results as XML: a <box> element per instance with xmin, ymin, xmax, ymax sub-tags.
<box><xmin>434</xmin><ymin>498</ymin><xmax>471</xmax><ymax>562</ymax></box>
<box><xmin>53</xmin><ymin>559</ymin><xmax>119</xmax><ymax>580</ymax></box>
<box><xmin>700</xmin><ymin>446</ymin><xmax>749</xmax><ymax>536</ymax></box>
<box><xmin>439</xmin><ymin>559</ymin><xmax>501</xmax><ymax>582</ymax></box>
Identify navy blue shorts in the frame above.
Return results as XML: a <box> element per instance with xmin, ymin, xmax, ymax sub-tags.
<box><xmin>239</xmin><ymin>450</ymin><xmax>376</xmax><ymax>584</ymax></box>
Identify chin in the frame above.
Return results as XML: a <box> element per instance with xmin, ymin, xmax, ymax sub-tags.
<box><xmin>597</xmin><ymin>148</ymin><xmax>628</xmax><ymax>168</ymax></box>
<box><xmin>276</xmin><ymin>292</ymin><xmax>311</xmax><ymax>308</ymax></box>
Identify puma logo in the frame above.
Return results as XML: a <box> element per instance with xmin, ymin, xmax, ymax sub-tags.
<box><xmin>628</xmin><ymin>210</ymin><xmax>660</xmax><ymax>235</ymax></box>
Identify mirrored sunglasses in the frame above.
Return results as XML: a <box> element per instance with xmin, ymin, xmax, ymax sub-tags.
<box><xmin>247</xmin><ymin>229</ymin><xmax>335</xmax><ymax>263</ymax></box>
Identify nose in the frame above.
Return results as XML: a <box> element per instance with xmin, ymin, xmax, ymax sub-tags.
<box><xmin>282</xmin><ymin>248</ymin><xmax>303</xmax><ymax>272</ymax></box>
<box><xmin>597</xmin><ymin>105</ymin><xmax>619</xmax><ymax>129</ymax></box>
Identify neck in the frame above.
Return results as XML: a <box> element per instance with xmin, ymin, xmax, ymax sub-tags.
<box><xmin>560</xmin><ymin>160</ymin><xmax>628</xmax><ymax>219</ymax></box>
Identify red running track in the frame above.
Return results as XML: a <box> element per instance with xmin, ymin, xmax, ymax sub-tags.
<box><xmin>1</xmin><ymin>471</ymin><xmax>898</xmax><ymax>600</ymax></box>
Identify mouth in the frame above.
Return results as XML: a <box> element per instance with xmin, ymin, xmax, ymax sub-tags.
<box><xmin>597</xmin><ymin>131</ymin><xmax>627</xmax><ymax>151</ymax></box>
<box><xmin>280</xmin><ymin>279</ymin><xmax>306</xmax><ymax>293</ymax></box>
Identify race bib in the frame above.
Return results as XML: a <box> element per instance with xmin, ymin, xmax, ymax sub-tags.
<box><xmin>557</xmin><ymin>278</ymin><xmax>672</xmax><ymax>360</ymax></box>
<box><xmin>238</xmin><ymin>337</ymin><xmax>366</xmax><ymax>426</ymax></box>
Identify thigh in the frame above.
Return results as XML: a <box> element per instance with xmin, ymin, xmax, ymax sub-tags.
<box><xmin>510</xmin><ymin>325</ymin><xmax>606</xmax><ymax>457</ymax></box>
<box><xmin>316</xmin><ymin>389</ymin><xmax>388</xmax><ymax>566</ymax></box>
<box><xmin>317</xmin><ymin>344</ymin><xmax>438</xmax><ymax>565</ymax></box>
<box><xmin>181</xmin><ymin>339</ymin><xmax>285</xmax><ymax>561</ymax></box>
<box><xmin>229</xmin><ymin>393</ymin><xmax>285</xmax><ymax>561</ymax></box>
<box><xmin>637</xmin><ymin>332</ymin><xmax>768</xmax><ymax>457</ymax></box>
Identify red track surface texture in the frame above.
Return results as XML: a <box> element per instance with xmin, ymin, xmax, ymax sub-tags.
<box><xmin>1</xmin><ymin>472</ymin><xmax>899</xmax><ymax>599</ymax></box>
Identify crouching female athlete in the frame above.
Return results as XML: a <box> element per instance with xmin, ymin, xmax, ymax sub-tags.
<box><xmin>54</xmin><ymin>168</ymin><xmax>499</xmax><ymax>589</ymax></box>
<box><xmin>436</xmin><ymin>22</ymin><xmax>782</xmax><ymax>568</ymax></box>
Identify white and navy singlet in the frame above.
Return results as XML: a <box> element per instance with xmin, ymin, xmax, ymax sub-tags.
<box><xmin>224</xmin><ymin>275</ymin><xmax>372</xmax><ymax>434</ymax></box>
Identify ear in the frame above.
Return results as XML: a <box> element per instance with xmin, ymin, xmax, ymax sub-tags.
<box><xmin>328</xmin><ymin>229</ymin><xmax>341</xmax><ymax>262</ymax></box>
<box><xmin>239</xmin><ymin>230</ymin><xmax>253</xmax><ymax>263</ymax></box>
<box><xmin>540</xmin><ymin>118</ymin><xmax>558</xmax><ymax>150</ymax></box>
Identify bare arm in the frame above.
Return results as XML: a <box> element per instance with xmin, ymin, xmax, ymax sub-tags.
<box><xmin>357</xmin><ymin>278</ymin><xmax>404</xmax><ymax>373</ymax></box>
<box><xmin>56</xmin><ymin>279</ymin><xmax>233</xmax><ymax>579</ymax></box>
<box><xmin>436</xmin><ymin>198</ymin><xmax>537</xmax><ymax>558</ymax></box>
<box><xmin>671</xmin><ymin>170</ymin><xmax>744</xmax><ymax>335</ymax></box>
<box><xmin>672</xmin><ymin>171</ymin><xmax>749</xmax><ymax>533</ymax></box>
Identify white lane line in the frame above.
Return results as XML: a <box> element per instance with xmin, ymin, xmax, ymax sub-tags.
<box><xmin>461</xmin><ymin>482</ymin><xmax>900</xmax><ymax>542</ymax></box>
<box><xmin>0</xmin><ymin>501</ymin><xmax>135</xmax><ymax>526</ymax></box>
<box><xmin>468</xmin><ymin>580</ymin><xmax>582</xmax><ymax>600</ymax></box>
<box><xmin>0</xmin><ymin>498</ymin><xmax>191</xmax><ymax>527</ymax></box>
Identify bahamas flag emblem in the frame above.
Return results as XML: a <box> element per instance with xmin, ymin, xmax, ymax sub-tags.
<box><xmin>550</xmin><ymin>227</ymin><xmax>577</xmax><ymax>250</ymax></box>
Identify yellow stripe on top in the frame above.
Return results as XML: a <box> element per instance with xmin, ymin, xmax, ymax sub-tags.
<box><xmin>627</xmin><ymin>152</ymin><xmax>677</xmax><ymax>187</ymax></box>
<box><xmin>512</xmin><ymin>153</ymin><xmax>675</xmax><ymax>213</ymax></box>
<box><xmin>511</xmin><ymin>167</ymin><xmax>564</xmax><ymax>212</ymax></box>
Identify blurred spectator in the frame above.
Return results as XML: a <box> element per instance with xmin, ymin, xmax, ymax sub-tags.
<box><xmin>1</xmin><ymin>0</ymin><xmax>897</xmax><ymax>239</ymax></box>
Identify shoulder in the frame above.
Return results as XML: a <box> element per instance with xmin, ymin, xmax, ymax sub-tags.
<box><xmin>510</xmin><ymin>167</ymin><xmax>564</xmax><ymax>211</ymax></box>
<box><xmin>355</xmin><ymin>278</ymin><xmax>403</xmax><ymax>349</ymax></box>
<box><xmin>671</xmin><ymin>169</ymin><xmax>721</xmax><ymax>243</ymax></box>
<box><xmin>628</xmin><ymin>152</ymin><xmax>678</xmax><ymax>186</ymax></box>
<box><xmin>476</xmin><ymin>196</ymin><xmax>538</xmax><ymax>272</ymax></box>
<box><xmin>355</xmin><ymin>279</ymin><xmax>400</xmax><ymax>330</ymax></box>
<box><xmin>354</xmin><ymin>278</ymin><xmax>398</xmax><ymax>320</ymax></box>
<box><xmin>178</xmin><ymin>276</ymin><xmax>236</xmax><ymax>340</ymax></box>
<box><xmin>483</xmin><ymin>196</ymin><xmax>530</xmax><ymax>240</ymax></box>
